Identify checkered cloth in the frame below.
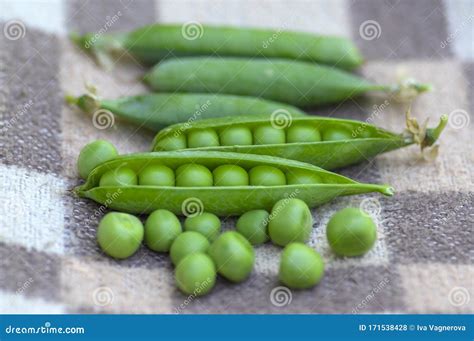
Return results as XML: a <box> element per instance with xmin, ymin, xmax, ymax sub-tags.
<box><xmin>1</xmin><ymin>0</ymin><xmax>472</xmax><ymax>314</ymax></box>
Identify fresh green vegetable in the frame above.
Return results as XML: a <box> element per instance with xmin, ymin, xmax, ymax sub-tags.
<box><xmin>176</xmin><ymin>163</ymin><xmax>213</xmax><ymax>187</ymax></box>
<box><xmin>66</xmin><ymin>92</ymin><xmax>305</xmax><ymax>131</ymax></box>
<box><xmin>249</xmin><ymin>165</ymin><xmax>286</xmax><ymax>186</ymax></box>
<box><xmin>236</xmin><ymin>210</ymin><xmax>270</xmax><ymax>245</ymax></box>
<box><xmin>184</xmin><ymin>213</ymin><xmax>221</xmax><ymax>242</ymax></box>
<box><xmin>208</xmin><ymin>231</ymin><xmax>255</xmax><ymax>282</ymax></box>
<box><xmin>144</xmin><ymin>57</ymin><xmax>431</xmax><ymax>106</ymax></box>
<box><xmin>71</xmin><ymin>24</ymin><xmax>363</xmax><ymax>69</ymax></box>
<box><xmin>138</xmin><ymin>165</ymin><xmax>175</xmax><ymax>186</ymax></box>
<box><xmin>151</xmin><ymin>114</ymin><xmax>448</xmax><ymax>170</ymax></box>
<box><xmin>213</xmin><ymin>164</ymin><xmax>249</xmax><ymax>186</ymax></box>
<box><xmin>326</xmin><ymin>207</ymin><xmax>377</xmax><ymax>257</ymax></box>
<box><xmin>99</xmin><ymin>167</ymin><xmax>137</xmax><ymax>187</ymax></box>
<box><xmin>144</xmin><ymin>209</ymin><xmax>182</xmax><ymax>252</ymax></box>
<box><xmin>268</xmin><ymin>198</ymin><xmax>313</xmax><ymax>246</ymax></box>
<box><xmin>170</xmin><ymin>231</ymin><xmax>210</xmax><ymax>266</ymax></box>
<box><xmin>175</xmin><ymin>253</ymin><xmax>216</xmax><ymax>296</ymax></box>
<box><xmin>279</xmin><ymin>243</ymin><xmax>325</xmax><ymax>289</ymax></box>
<box><xmin>97</xmin><ymin>212</ymin><xmax>144</xmax><ymax>259</ymax></box>
<box><xmin>75</xmin><ymin>151</ymin><xmax>394</xmax><ymax>216</ymax></box>
<box><xmin>77</xmin><ymin>140</ymin><xmax>118</xmax><ymax>179</ymax></box>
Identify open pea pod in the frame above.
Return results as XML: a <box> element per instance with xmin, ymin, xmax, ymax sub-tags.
<box><xmin>74</xmin><ymin>151</ymin><xmax>393</xmax><ymax>216</ymax></box>
<box><xmin>151</xmin><ymin>114</ymin><xmax>448</xmax><ymax>170</ymax></box>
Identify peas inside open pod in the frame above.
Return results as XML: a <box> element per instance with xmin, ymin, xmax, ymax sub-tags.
<box><xmin>75</xmin><ymin>151</ymin><xmax>393</xmax><ymax>216</ymax></box>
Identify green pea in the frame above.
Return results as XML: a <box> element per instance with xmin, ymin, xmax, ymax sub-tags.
<box><xmin>322</xmin><ymin>127</ymin><xmax>352</xmax><ymax>141</ymax></box>
<box><xmin>213</xmin><ymin>164</ymin><xmax>249</xmax><ymax>186</ymax></box>
<box><xmin>268</xmin><ymin>198</ymin><xmax>312</xmax><ymax>246</ymax></box>
<box><xmin>286</xmin><ymin>169</ymin><xmax>322</xmax><ymax>185</ymax></box>
<box><xmin>175</xmin><ymin>253</ymin><xmax>216</xmax><ymax>296</ymax></box>
<box><xmin>253</xmin><ymin>125</ymin><xmax>286</xmax><ymax>145</ymax></box>
<box><xmin>249</xmin><ymin>165</ymin><xmax>286</xmax><ymax>186</ymax></box>
<box><xmin>219</xmin><ymin>126</ymin><xmax>253</xmax><ymax>146</ymax></box>
<box><xmin>287</xmin><ymin>124</ymin><xmax>321</xmax><ymax>143</ymax></box>
<box><xmin>279</xmin><ymin>243</ymin><xmax>324</xmax><ymax>289</ymax></box>
<box><xmin>175</xmin><ymin>164</ymin><xmax>213</xmax><ymax>187</ymax></box>
<box><xmin>184</xmin><ymin>212</ymin><xmax>221</xmax><ymax>242</ymax></box>
<box><xmin>236</xmin><ymin>210</ymin><xmax>269</xmax><ymax>245</ymax></box>
<box><xmin>144</xmin><ymin>209</ymin><xmax>182</xmax><ymax>252</ymax></box>
<box><xmin>154</xmin><ymin>134</ymin><xmax>187</xmax><ymax>151</ymax></box>
<box><xmin>138</xmin><ymin>165</ymin><xmax>175</xmax><ymax>186</ymax></box>
<box><xmin>99</xmin><ymin>167</ymin><xmax>137</xmax><ymax>187</ymax></box>
<box><xmin>77</xmin><ymin>140</ymin><xmax>118</xmax><ymax>179</ymax></box>
<box><xmin>170</xmin><ymin>231</ymin><xmax>210</xmax><ymax>266</ymax></box>
<box><xmin>326</xmin><ymin>207</ymin><xmax>377</xmax><ymax>257</ymax></box>
<box><xmin>208</xmin><ymin>231</ymin><xmax>255</xmax><ymax>282</ymax></box>
<box><xmin>187</xmin><ymin>128</ymin><xmax>220</xmax><ymax>148</ymax></box>
<box><xmin>97</xmin><ymin>212</ymin><xmax>144</xmax><ymax>259</ymax></box>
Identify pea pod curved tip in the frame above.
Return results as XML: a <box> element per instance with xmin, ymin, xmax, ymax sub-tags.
<box><xmin>381</xmin><ymin>186</ymin><xmax>395</xmax><ymax>196</ymax></box>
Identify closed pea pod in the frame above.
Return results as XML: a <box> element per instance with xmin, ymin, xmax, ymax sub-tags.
<box><xmin>151</xmin><ymin>113</ymin><xmax>448</xmax><ymax>170</ymax></box>
<box><xmin>144</xmin><ymin>57</ymin><xmax>431</xmax><ymax>107</ymax></box>
<box><xmin>75</xmin><ymin>151</ymin><xmax>393</xmax><ymax>216</ymax></box>
<box><xmin>71</xmin><ymin>24</ymin><xmax>363</xmax><ymax>69</ymax></box>
<box><xmin>66</xmin><ymin>92</ymin><xmax>305</xmax><ymax>132</ymax></box>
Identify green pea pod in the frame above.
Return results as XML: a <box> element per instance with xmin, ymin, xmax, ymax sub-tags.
<box><xmin>65</xmin><ymin>92</ymin><xmax>305</xmax><ymax>131</ymax></box>
<box><xmin>151</xmin><ymin>114</ymin><xmax>448</xmax><ymax>170</ymax></box>
<box><xmin>144</xmin><ymin>57</ymin><xmax>431</xmax><ymax>107</ymax></box>
<box><xmin>70</xmin><ymin>24</ymin><xmax>363</xmax><ymax>70</ymax></box>
<box><xmin>74</xmin><ymin>151</ymin><xmax>393</xmax><ymax>216</ymax></box>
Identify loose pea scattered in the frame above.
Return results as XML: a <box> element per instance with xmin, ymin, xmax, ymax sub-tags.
<box><xmin>144</xmin><ymin>209</ymin><xmax>182</xmax><ymax>252</ymax></box>
<box><xmin>175</xmin><ymin>253</ymin><xmax>216</xmax><ymax>296</ymax></box>
<box><xmin>268</xmin><ymin>198</ymin><xmax>313</xmax><ymax>247</ymax></box>
<box><xmin>184</xmin><ymin>213</ymin><xmax>221</xmax><ymax>242</ymax></box>
<box><xmin>279</xmin><ymin>243</ymin><xmax>325</xmax><ymax>289</ymax></box>
<box><xmin>170</xmin><ymin>231</ymin><xmax>210</xmax><ymax>266</ymax></box>
<box><xmin>97</xmin><ymin>212</ymin><xmax>144</xmax><ymax>259</ymax></box>
<box><xmin>236</xmin><ymin>210</ymin><xmax>270</xmax><ymax>245</ymax></box>
<box><xmin>208</xmin><ymin>231</ymin><xmax>255</xmax><ymax>282</ymax></box>
<box><xmin>326</xmin><ymin>207</ymin><xmax>377</xmax><ymax>257</ymax></box>
<box><xmin>77</xmin><ymin>140</ymin><xmax>118</xmax><ymax>179</ymax></box>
